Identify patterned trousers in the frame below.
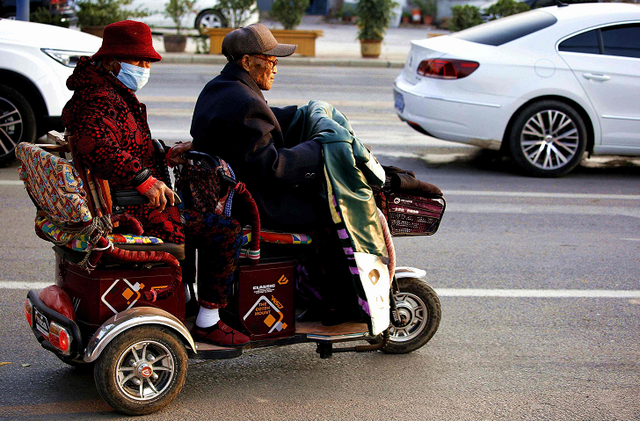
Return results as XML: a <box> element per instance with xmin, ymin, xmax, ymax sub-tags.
<box><xmin>181</xmin><ymin>210</ymin><xmax>244</xmax><ymax>309</ymax></box>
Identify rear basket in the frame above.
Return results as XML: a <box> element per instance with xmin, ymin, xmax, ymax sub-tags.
<box><xmin>377</xmin><ymin>191</ymin><xmax>446</xmax><ymax>236</ymax></box>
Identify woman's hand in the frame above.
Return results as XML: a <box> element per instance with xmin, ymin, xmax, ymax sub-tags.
<box><xmin>167</xmin><ymin>141</ymin><xmax>193</xmax><ymax>167</ymax></box>
<box><xmin>143</xmin><ymin>179</ymin><xmax>175</xmax><ymax>212</ymax></box>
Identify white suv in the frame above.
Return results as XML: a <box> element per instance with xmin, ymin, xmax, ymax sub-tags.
<box><xmin>0</xmin><ymin>19</ymin><xmax>101</xmax><ymax>166</ymax></box>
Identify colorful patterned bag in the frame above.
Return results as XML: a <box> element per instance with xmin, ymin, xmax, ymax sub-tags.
<box><xmin>16</xmin><ymin>143</ymin><xmax>92</xmax><ymax>225</ymax></box>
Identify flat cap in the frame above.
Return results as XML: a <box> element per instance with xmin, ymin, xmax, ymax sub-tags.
<box><xmin>222</xmin><ymin>23</ymin><xmax>296</xmax><ymax>61</ymax></box>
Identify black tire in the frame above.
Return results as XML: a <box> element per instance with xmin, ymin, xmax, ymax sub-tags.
<box><xmin>508</xmin><ymin>100</ymin><xmax>587</xmax><ymax>177</ymax></box>
<box><xmin>195</xmin><ymin>9</ymin><xmax>227</xmax><ymax>31</ymax></box>
<box><xmin>0</xmin><ymin>85</ymin><xmax>37</xmax><ymax>167</ymax></box>
<box><xmin>383</xmin><ymin>277</ymin><xmax>441</xmax><ymax>354</ymax></box>
<box><xmin>94</xmin><ymin>327</ymin><xmax>188</xmax><ymax>416</ymax></box>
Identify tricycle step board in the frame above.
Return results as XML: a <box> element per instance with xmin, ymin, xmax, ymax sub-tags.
<box><xmin>191</xmin><ymin>321</ymin><xmax>370</xmax><ymax>360</ymax></box>
<box><xmin>295</xmin><ymin>321</ymin><xmax>370</xmax><ymax>343</ymax></box>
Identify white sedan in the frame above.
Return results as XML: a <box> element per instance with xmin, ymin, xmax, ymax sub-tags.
<box><xmin>393</xmin><ymin>3</ymin><xmax>640</xmax><ymax>177</ymax></box>
<box><xmin>0</xmin><ymin>19</ymin><xmax>101</xmax><ymax>166</ymax></box>
<box><xmin>129</xmin><ymin>0</ymin><xmax>260</xmax><ymax>30</ymax></box>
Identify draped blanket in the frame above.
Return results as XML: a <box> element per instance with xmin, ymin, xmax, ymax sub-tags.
<box><xmin>287</xmin><ymin>101</ymin><xmax>390</xmax><ymax>335</ymax></box>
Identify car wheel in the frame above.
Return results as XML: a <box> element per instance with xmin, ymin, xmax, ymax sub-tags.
<box><xmin>383</xmin><ymin>277</ymin><xmax>441</xmax><ymax>354</ymax></box>
<box><xmin>195</xmin><ymin>9</ymin><xmax>227</xmax><ymax>31</ymax></box>
<box><xmin>0</xmin><ymin>85</ymin><xmax>37</xmax><ymax>167</ymax></box>
<box><xmin>94</xmin><ymin>327</ymin><xmax>188</xmax><ymax>415</ymax></box>
<box><xmin>509</xmin><ymin>100</ymin><xmax>587</xmax><ymax>177</ymax></box>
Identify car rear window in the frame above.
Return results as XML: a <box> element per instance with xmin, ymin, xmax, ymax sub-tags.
<box><xmin>450</xmin><ymin>10</ymin><xmax>558</xmax><ymax>46</ymax></box>
<box><xmin>558</xmin><ymin>29</ymin><xmax>600</xmax><ymax>54</ymax></box>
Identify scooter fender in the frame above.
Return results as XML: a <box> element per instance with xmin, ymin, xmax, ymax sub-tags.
<box><xmin>83</xmin><ymin>306</ymin><xmax>196</xmax><ymax>363</ymax></box>
<box><xmin>394</xmin><ymin>266</ymin><xmax>427</xmax><ymax>280</ymax></box>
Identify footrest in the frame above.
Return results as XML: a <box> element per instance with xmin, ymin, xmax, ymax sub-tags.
<box><xmin>296</xmin><ymin>321</ymin><xmax>369</xmax><ymax>338</ymax></box>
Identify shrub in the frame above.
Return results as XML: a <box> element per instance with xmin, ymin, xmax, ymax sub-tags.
<box><xmin>164</xmin><ymin>0</ymin><xmax>196</xmax><ymax>34</ymax></box>
<box><xmin>484</xmin><ymin>0</ymin><xmax>529</xmax><ymax>20</ymax></box>
<box><xmin>76</xmin><ymin>0</ymin><xmax>149</xmax><ymax>27</ymax></box>
<box><xmin>30</xmin><ymin>7</ymin><xmax>69</xmax><ymax>27</ymax></box>
<box><xmin>270</xmin><ymin>0</ymin><xmax>310</xmax><ymax>30</ymax></box>
<box><xmin>217</xmin><ymin>0</ymin><xmax>257</xmax><ymax>28</ymax></box>
<box><xmin>449</xmin><ymin>4</ymin><xmax>483</xmax><ymax>32</ymax></box>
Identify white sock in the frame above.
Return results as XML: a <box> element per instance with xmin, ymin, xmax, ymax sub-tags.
<box><xmin>195</xmin><ymin>308</ymin><xmax>220</xmax><ymax>328</ymax></box>
<box><xmin>184</xmin><ymin>284</ymin><xmax>191</xmax><ymax>302</ymax></box>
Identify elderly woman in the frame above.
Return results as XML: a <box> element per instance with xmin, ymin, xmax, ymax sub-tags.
<box><xmin>61</xmin><ymin>20</ymin><xmax>249</xmax><ymax>347</ymax></box>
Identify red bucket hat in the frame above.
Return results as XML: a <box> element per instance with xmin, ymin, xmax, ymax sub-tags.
<box><xmin>92</xmin><ymin>20</ymin><xmax>162</xmax><ymax>62</ymax></box>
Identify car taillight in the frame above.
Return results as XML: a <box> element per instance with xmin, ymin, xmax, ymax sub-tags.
<box><xmin>417</xmin><ymin>59</ymin><xmax>479</xmax><ymax>79</ymax></box>
<box><xmin>24</xmin><ymin>299</ymin><xmax>33</xmax><ymax>327</ymax></box>
<box><xmin>49</xmin><ymin>322</ymin><xmax>71</xmax><ymax>353</ymax></box>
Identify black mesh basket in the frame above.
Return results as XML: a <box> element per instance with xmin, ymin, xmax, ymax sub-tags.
<box><xmin>377</xmin><ymin>191</ymin><xmax>446</xmax><ymax>236</ymax></box>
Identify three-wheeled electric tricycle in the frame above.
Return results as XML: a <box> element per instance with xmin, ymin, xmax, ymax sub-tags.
<box><xmin>17</xmin><ymin>132</ymin><xmax>444</xmax><ymax>415</ymax></box>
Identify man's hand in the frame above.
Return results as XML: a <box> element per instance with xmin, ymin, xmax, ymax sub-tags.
<box><xmin>167</xmin><ymin>141</ymin><xmax>194</xmax><ymax>167</ymax></box>
<box><xmin>143</xmin><ymin>180</ymin><xmax>175</xmax><ymax>212</ymax></box>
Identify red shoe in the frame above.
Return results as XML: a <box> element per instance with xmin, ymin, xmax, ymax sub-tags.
<box><xmin>192</xmin><ymin>321</ymin><xmax>250</xmax><ymax>347</ymax></box>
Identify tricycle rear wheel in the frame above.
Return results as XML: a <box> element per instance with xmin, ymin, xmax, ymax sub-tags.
<box><xmin>94</xmin><ymin>326</ymin><xmax>188</xmax><ymax>415</ymax></box>
<box><xmin>383</xmin><ymin>277</ymin><xmax>441</xmax><ymax>354</ymax></box>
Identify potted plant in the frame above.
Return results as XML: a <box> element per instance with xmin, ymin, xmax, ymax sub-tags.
<box><xmin>76</xmin><ymin>0</ymin><xmax>148</xmax><ymax>37</ymax></box>
<box><xmin>270</xmin><ymin>0</ymin><xmax>309</xmax><ymax>30</ymax></box>
<box><xmin>355</xmin><ymin>0</ymin><xmax>396</xmax><ymax>58</ymax></box>
<box><xmin>414</xmin><ymin>0</ymin><xmax>437</xmax><ymax>25</ymax></box>
<box><xmin>401</xmin><ymin>10</ymin><xmax>411</xmax><ymax>24</ymax></box>
<box><xmin>164</xmin><ymin>0</ymin><xmax>196</xmax><ymax>52</ymax></box>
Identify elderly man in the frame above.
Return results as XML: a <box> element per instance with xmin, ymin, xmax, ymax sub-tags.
<box><xmin>173</xmin><ymin>23</ymin><xmax>325</xmax><ymax>231</ymax></box>
<box><xmin>62</xmin><ymin>20</ymin><xmax>249</xmax><ymax>347</ymax></box>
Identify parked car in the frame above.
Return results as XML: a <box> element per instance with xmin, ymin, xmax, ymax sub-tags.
<box><xmin>128</xmin><ymin>0</ymin><xmax>259</xmax><ymax>30</ymax></box>
<box><xmin>0</xmin><ymin>18</ymin><xmax>101</xmax><ymax>166</ymax></box>
<box><xmin>393</xmin><ymin>3</ymin><xmax>640</xmax><ymax>176</ymax></box>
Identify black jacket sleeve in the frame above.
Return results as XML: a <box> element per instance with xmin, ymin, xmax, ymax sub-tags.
<box><xmin>232</xmin><ymin>97</ymin><xmax>323</xmax><ymax>187</ymax></box>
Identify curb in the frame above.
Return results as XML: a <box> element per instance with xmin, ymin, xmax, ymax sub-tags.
<box><xmin>159</xmin><ymin>54</ymin><xmax>406</xmax><ymax>68</ymax></box>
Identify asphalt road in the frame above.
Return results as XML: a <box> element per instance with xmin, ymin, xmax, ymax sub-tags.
<box><xmin>0</xmin><ymin>64</ymin><xmax>639</xmax><ymax>420</ymax></box>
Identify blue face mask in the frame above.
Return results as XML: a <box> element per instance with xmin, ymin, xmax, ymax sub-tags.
<box><xmin>116</xmin><ymin>61</ymin><xmax>150</xmax><ymax>91</ymax></box>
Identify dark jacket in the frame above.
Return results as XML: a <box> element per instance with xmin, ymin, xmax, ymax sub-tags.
<box><xmin>62</xmin><ymin>57</ymin><xmax>184</xmax><ymax>243</ymax></box>
<box><xmin>190</xmin><ymin>62</ymin><xmax>324</xmax><ymax>230</ymax></box>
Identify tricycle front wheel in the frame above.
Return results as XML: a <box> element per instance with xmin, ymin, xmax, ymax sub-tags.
<box><xmin>383</xmin><ymin>277</ymin><xmax>441</xmax><ymax>354</ymax></box>
<box><xmin>94</xmin><ymin>326</ymin><xmax>188</xmax><ymax>415</ymax></box>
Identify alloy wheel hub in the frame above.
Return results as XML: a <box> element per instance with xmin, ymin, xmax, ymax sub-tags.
<box><xmin>135</xmin><ymin>361</ymin><xmax>154</xmax><ymax>379</ymax></box>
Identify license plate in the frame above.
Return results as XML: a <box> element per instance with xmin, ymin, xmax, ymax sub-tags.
<box><xmin>34</xmin><ymin>307</ymin><xmax>49</xmax><ymax>337</ymax></box>
<box><xmin>394</xmin><ymin>91</ymin><xmax>405</xmax><ymax>113</ymax></box>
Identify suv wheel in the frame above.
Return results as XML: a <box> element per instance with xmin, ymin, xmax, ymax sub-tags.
<box><xmin>0</xmin><ymin>85</ymin><xmax>36</xmax><ymax>167</ymax></box>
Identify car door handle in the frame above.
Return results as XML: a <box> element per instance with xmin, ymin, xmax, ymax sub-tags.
<box><xmin>583</xmin><ymin>73</ymin><xmax>611</xmax><ymax>82</ymax></box>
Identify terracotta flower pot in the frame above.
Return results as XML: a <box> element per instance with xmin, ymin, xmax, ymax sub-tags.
<box><xmin>360</xmin><ymin>39</ymin><xmax>381</xmax><ymax>59</ymax></box>
<box><xmin>163</xmin><ymin>34</ymin><xmax>187</xmax><ymax>53</ymax></box>
<box><xmin>423</xmin><ymin>15</ymin><xmax>434</xmax><ymax>26</ymax></box>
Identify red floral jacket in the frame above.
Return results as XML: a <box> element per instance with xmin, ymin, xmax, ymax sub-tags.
<box><xmin>62</xmin><ymin>57</ymin><xmax>184</xmax><ymax>244</ymax></box>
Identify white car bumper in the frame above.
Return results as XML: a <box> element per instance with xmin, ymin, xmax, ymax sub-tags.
<box><xmin>393</xmin><ymin>77</ymin><xmax>508</xmax><ymax>150</ymax></box>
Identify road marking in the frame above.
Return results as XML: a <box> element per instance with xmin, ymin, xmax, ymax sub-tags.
<box><xmin>1</xmin><ymin>281</ymin><xmax>52</xmax><ymax>290</ymax></box>
<box><xmin>445</xmin><ymin>190</ymin><xmax>640</xmax><ymax>201</ymax></box>
<box><xmin>436</xmin><ymin>289</ymin><xmax>640</xmax><ymax>298</ymax></box>
<box><xmin>446</xmin><ymin>203</ymin><xmax>640</xmax><ymax>218</ymax></box>
<box><xmin>3</xmin><ymin>281</ymin><xmax>640</xmax><ymax>299</ymax></box>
